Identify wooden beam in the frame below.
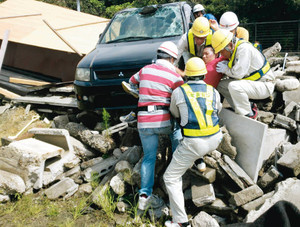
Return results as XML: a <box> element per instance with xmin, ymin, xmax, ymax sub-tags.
<box><xmin>56</xmin><ymin>20</ymin><xmax>110</xmax><ymax>31</ymax></box>
<box><xmin>0</xmin><ymin>87</ymin><xmax>20</xmax><ymax>99</ymax></box>
<box><xmin>9</xmin><ymin>77</ymin><xmax>51</xmax><ymax>86</ymax></box>
<box><xmin>43</xmin><ymin>19</ymin><xmax>83</xmax><ymax>57</ymax></box>
<box><xmin>0</xmin><ymin>30</ymin><xmax>9</xmax><ymax>71</ymax></box>
<box><xmin>0</xmin><ymin>13</ymin><xmax>42</xmax><ymax>20</ymax></box>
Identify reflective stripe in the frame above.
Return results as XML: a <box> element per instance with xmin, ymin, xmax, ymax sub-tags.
<box><xmin>181</xmin><ymin>83</ymin><xmax>218</xmax><ymax>137</ymax></box>
<box><xmin>228</xmin><ymin>39</ymin><xmax>271</xmax><ymax>81</ymax></box>
<box><xmin>187</xmin><ymin>30</ymin><xmax>196</xmax><ymax>56</ymax></box>
<box><xmin>187</xmin><ymin>30</ymin><xmax>212</xmax><ymax>56</ymax></box>
<box><xmin>183</xmin><ymin>125</ymin><xmax>220</xmax><ymax>137</ymax></box>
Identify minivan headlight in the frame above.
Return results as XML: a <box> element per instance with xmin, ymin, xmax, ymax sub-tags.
<box><xmin>75</xmin><ymin>68</ymin><xmax>90</xmax><ymax>81</ymax></box>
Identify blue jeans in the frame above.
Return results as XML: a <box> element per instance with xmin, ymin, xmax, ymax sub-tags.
<box><xmin>138</xmin><ymin>126</ymin><xmax>173</xmax><ymax>196</ymax></box>
<box><xmin>170</xmin><ymin>120</ymin><xmax>182</xmax><ymax>153</ymax></box>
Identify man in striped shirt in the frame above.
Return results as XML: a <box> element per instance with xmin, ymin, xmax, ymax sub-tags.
<box><xmin>128</xmin><ymin>41</ymin><xmax>184</xmax><ymax>210</ymax></box>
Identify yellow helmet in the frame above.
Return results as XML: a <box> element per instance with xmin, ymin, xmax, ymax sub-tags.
<box><xmin>184</xmin><ymin>57</ymin><xmax>207</xmax><ymax>77</ymax></box>
<box><xmin>211</xmin><ymin>29</ymin><xmax>233</xmax><ymax>53</ymax></box>
<box><xmin>191</xmin><ymin>17</ymin><xmax>210</xmax><ymax>38</ymax></box>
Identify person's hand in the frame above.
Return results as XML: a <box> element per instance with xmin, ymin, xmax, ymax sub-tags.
<box><xmin>209</xmin><ymin>19</ymin><xmax>219</xmax><ymax>31</ymax></box>
<box><xmin>216</xmin><ymin>61</ymin><xmax>229</xmax><ymax>73</ymax></box>
<box><xmin>175</xmin><ymin>67</ymin><xmax>185</xmax><ymax>78</ymax></box>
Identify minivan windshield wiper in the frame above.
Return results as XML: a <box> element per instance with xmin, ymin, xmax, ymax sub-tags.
<box><xmin>106</xmin><ymin>36</ymin><xmax>154</xmax><ymax>44</ymax></box>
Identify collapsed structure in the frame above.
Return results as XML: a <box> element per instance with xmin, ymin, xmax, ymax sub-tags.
<box><xmin>0</xmin><ymin>42</ymin><xmax>300</xmax><ymax>225</ymax></box>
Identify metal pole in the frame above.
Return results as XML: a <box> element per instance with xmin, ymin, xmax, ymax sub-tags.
<box><xmin>77</xmin><ymin>0</ymin><xmax>80</xmax><ymax>12</ymax></box>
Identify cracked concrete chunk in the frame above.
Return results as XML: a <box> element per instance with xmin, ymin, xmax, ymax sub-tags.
<box><xmin>277</xmin><ymin>142</ymin><xmax>300</xmax><ymax>177</ymax></box>
<box><xmin>192</xmin><ymin>211</ymin><xmax>220</xmax><ymax>227</ymax></box>
<box><xmin>191</xmin><ymin>178</ymin><xmax>215</xmax><ymax>207</ymax></box>
<box><xmin>229</xmin><ymin>184</ymin><xmax>264</xmax><ymax>207</ymax></box>
<box><xmin>45</xmin><ymin>178</ymin><xmax>78</xmax><ymax>200</ymax></box>
<box><xmin>0</xmin><ymin>169</ymin><xmax>26</xmax><ymax>194</ymax></box>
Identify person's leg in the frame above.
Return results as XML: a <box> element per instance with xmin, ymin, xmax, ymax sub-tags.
<box><xmin>138</xmin><ymin>128</ymin><xmax>159</xmax><ymax>196</ymax></box>
<box><xmin>228</xmin><ymin>80</ymin><xmax>272</xmax><ymax>115</ymax></box>
<box><xmin>217</xmin><ymin>78</ymin><xmax>236</xmax><ymax>110</ymax></box>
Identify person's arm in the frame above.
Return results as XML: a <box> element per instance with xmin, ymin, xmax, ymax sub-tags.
<box><xmin>209</xmin><ymin>19</ymin><xmax>219</xmax><ymax>32</ymax></box>
<box><xmin>129</xmin><ymin>69</ymin><xmax>141</xmax><ymax>86</ymax></box>
<box><xmin>223</xmin><ymin>44</ymin><xmax>251</xmax><ymax>79</ymax></box>
<box><xmin>174</xmin><ymin>34</ymin><xmax>188</xmax><ymax>67</ymax></box>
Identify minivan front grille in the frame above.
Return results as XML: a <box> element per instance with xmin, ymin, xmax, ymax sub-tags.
<box><xmin>95</xmin><ymin>68</ymin><xmax>140</xmax><ymax>79</ymax></box>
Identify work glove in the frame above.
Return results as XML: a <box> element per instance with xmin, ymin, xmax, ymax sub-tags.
<box><xmin>216</xmin><ymin>61</ymin><xmax>229</xmax><ymax>74</ymax></box>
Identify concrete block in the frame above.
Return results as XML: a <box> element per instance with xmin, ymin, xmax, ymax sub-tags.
<box><xmin>110</xmin><ymin>172</ymin><xmax>125</xmax><ymax>195</ymax></box>
<box><xmin>219</xmin><ymin>109</ymin><xmax>287</xmax><ymax>182</ymax></box>
<box><xmin>191</xmin><ymin>178</ymin><xmax>215</xmax><ymax>207</ymax></box>
<box><xmin>69</xmin><ymin>136</ymin><xmax>97</xmax><ymax>159</ymax></box>
<box><xmin>189</xmin><ymin>167</ymin><xmax>216</xmax><ymax>183</ymax></box>
<box><xmin>0</xmin><ymin>138</ymin><xmax>63</xmax><ymax>189</ymax></box>
<box><xmin>241</xmin><ymin>191</ymin><xmax>274</xmax><ymax>214</ymax></box>
<box><xmin>283</xmin><ymin>85</ymin><xmax>300</xmax><ymax>106</ymax></box>
<box><xmin>229</xmin><ymin>184</ymin><xmax>264</xmax><ymax>207</ymax></box>
<box><xmin>0</xmin><ymin>169</ymin><xmax>26</xmax><ymax>194</ymax></box>
<box><xmin>45</xmin><ymin>178</ymin><xmax>78</xmax><ymax>200</ymax></box>
<box><xmin>83</xmin><ymin>156</ymin><xmax>118</xmax><ymax>181</ymax></box>
<box><xmin>192</xmin><ymin>211</ymin><xmax>220</xmax><ymax>227</ymax></box>
<box><xmin>202</xmin><ymin>198</ymin><xmax>234</xmax><ymax>217</ymax></box>
<box><xmin>277</xmin><ymin>142</ymin><xmax>300</xmax><ymax>177</ymax></box>
<box><xmin>273</xmin><ymin>114</ymin><xmax>297</xmax><ymax>131</ymax></box>
<box><xmin>257</xmin><ymin>165</ymin><xmax>282</xmax><ymax>189</ymax></box>
<box><xmin>217</xmin><ymin>126</ymin><xmax>237</xmax><ymax>160</ymax></box>
<box><xmin>28</xmin><ymin>128</ymin><xmax>74</xmax><ymax>153</ymax></box>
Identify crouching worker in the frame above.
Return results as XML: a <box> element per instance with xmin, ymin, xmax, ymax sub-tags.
<box><xmin>164</xmin><ymin>57</ymin><xmax>223</xmax><ymax>227</ymax></box>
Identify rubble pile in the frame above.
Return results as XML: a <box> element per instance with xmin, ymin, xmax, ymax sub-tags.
<box><xmin>0</xmin><ymin>42</ymin><xmax>300</xmax><ymax>226</ymax></box>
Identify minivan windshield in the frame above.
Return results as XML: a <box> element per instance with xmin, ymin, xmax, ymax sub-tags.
<box><xmin>100</xmin><ymin>4</ymin><xmax>184</xmax><ymax>44</ymax></box>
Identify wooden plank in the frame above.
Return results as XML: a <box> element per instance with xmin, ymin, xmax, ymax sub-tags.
<box><xmin>0</xmin><ymin>87</ymin><xmax>21</xmax><ymax>99</ymax></box>
<box><xmin>14</xmin><ymin>95</ymin><xmax>77</xmax><ymax>108</ymax></box>
<box><xmin>43</xmin><ymin>19</ymin><xmax>83</xmax><ymax>57</ymax></box>
<box><xmin>9</xmin><ymin>77</ymin><xmax>51</xmax><ymax>86</ymax></box>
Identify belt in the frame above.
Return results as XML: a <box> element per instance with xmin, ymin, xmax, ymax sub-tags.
<box><xmin>138</xmin><ymin>105</ymin><xmax>169</xmax><ymax>112</ymax></box>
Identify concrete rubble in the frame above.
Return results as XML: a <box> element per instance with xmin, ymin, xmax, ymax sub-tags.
<box><xmin>0</xmin><ymin>42</ymin><xmax>300</xmax><ymax>225</ymax></box>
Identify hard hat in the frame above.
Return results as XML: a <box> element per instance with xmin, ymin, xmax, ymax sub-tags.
<box><xmin>184</xmin><ymin>57</ymin><xmax>207</xmax><ymax>77</ymax></box>
<box><xmin>193</xmin><ymin>4</ymin><xmax>205</xmax><ymax>13</ymax></box>
<box><xmin>211</xmin><ymin>29</ymin><xmax>233</xmax><ymax>53</ymax></box>
<box><xmin>191</xmin><ymin>17</ymin><xmax>210</xmax><ymax>38</ymax></box>
<box><xmin>158</xmin><ymin>41</ymin><xmax>178</xmax><ymax>59</ymax></box>
<box><xmin>219</xmin><ymin>11</ymin><xmax>239</xmax><ymax>31</ymax></box>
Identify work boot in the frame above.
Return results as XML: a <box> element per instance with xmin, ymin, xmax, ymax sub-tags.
<box><xmin>122</xmin><ymin>81</ymin><xmax>139</xmax><ymax>98</ymax></box>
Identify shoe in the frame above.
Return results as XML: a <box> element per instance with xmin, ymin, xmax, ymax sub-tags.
<box><xmin>165</xmin><ymin>220</ymin><xmax>191</xmax><ymax>227</ymax></box>
<box><xmin>119</xmin><ymin>111</ymin><xmax>136</xmax><ymax>123</ymax></box>
<box><xmin>138</xmin><ymin>194</ymin><xmax>164</xmax><ymax>210</ymax></box>
<box><xmin>122</xmin><ymin>81</ymin><xmax>139</xmax><ymax>98</ymax></box>
<box><xmin>195</xmin><ymin>158</ymin><xmax>206</xmax><ymax>172</ymax></box>
<box><xmin>247</xmin><ymin>103</ymin><xmax>258</xmax><ymax>119</ymax></box>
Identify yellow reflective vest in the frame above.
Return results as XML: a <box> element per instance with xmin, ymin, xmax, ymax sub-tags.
<box><xmin>187</xmin><ymin>29</ymin><xmax>212</xmax><ymax>56</ymax></box>
<box><xmin>228</xmin><ymin>39</ymin><xmax>271</xmax><ymax>81</ymax></box>
<box><xmin>180</xmin><ymin>83</ymin><xmax>220</xmax><ymax>137</ymax></box>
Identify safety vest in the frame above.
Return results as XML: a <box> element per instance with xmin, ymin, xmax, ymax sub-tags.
<box><xmin>180</xmin><ymin>83</ymin><xmax>220</xmax><ymax>137</ymax></box>
<box><xmin>187</xmin><ymin>29</ymin><xmax>212</xmax><ymax>56</ymax></box>
<box><xmin>228</xmin><ymin>39</ymin><xmax>271</xmax><ymax>81</ymax></box>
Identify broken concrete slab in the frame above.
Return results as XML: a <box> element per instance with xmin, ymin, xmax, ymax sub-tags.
<box><xmin>0</xmin><ymin>169</ymin><xmax>26</xmax><ymax>194</ymax></box>
<box><xmin>241</xmin><ymin>191</ymin><xmax>274</xmax><ymax>214</ymax></box>
<box><xmin>0</xmin><ymin>138</ymin><xmax>63</xmax><ymax>189</ymax></box>
<box><xmin>277</xmin><ymin>142</ymin><xmax>300</xmax><ymax>177</ymax></box>
<box><xmin>229</xmin><ymin>184</ymin><xmax>264</xmax><ymax>207</ymax></box>
<box><xmin>285</xmin><ymin>60</ymin><xmax>300</xmax><ymax>74</ymax></box>
<box><xmin>257</xmin><ymin>165</ymin><xmax>282</xmax><ymax>190</ymax></box>
<box><xmin>45</xmin><ymin>177</ymin><xmax>78</xmax><ymax>200</ymax></box>
<box><xmin>217</xmin><ymin>126</ymin><xmax>237</xmax><ymax>160</ymax></box>
<box><xmin>219</xmin><ymin>109</ymin><xmax>287</xmax><ymax>182</ymax></box>
<box><xmin>245</xmin><ymin>178</ymin><xmax>300</xmax><ymax>223</ymax></box>
<box><xmin>69</xmin><ymin>136</ymin><xmax>97</xmax><ymax>159</ymax></box>
<box><xmin>110</xmin><ymin>172</ymin><xmax>125</xmax><ymax>196</ymax></box>
<box><xmin>282</xmin><ymin>85</ymin><xmax>300</xmax><ymax>106</ymax></box>
<box><xmin>191</xmin><ymin>178</ymin><xmax>215</xmax><ymax>207</ymax></box>
<box><xmin>273</xmin><ymin>114</ymin><xmax>297</xmax><ymax>131</ymax></box>
<box><xmin>191</xmin><ymin>211</ymin><xmax>220</xmax><ymax>227</ymax></box>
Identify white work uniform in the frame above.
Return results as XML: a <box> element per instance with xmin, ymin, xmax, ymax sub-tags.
<box><xmin>174</xmin><ymin>33</ymin><xmax>206</xmax><ymax>67</ymax></box>
<box><xmin>217</xmin><ymin>41</ymin><xmax>275</xmax><ymax>116</ymax></box>
<box><xmin>163</xmin><ymin>80</ymin><xmax>223</xmax><ymax>223</ymax></box>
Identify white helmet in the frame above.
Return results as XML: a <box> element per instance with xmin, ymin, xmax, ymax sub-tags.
<box><xmin>219</xmin><ymin>11</ymin><xmax>239</xmax><ymax>31</ymax></box>
<box><xmin>193</xmin><ymin>4</ymin><xmax>205</xmax><ymax>13</ymax></box>
<box><xmin>158</xmin><ymin>41</ymin><xmax>178</xmax><ymax>59</ymax></box>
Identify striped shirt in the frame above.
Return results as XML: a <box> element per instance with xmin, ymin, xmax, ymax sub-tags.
<box><xmin>129</xmin><ymin>59</ymin><xmax>184</xmax><ymax>128</ymax></box>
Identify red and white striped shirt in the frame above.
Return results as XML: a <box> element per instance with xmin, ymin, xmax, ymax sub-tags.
<box><xmin>129</xmin><ymin>59</ymin><xmax>184</xmax><ymax>128</ymax></box>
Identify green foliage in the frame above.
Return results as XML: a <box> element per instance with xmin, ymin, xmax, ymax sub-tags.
<box><xmin>102</xmin><ymin>108</ymin><xmax>110</xmax><ymax>130</ymax></box>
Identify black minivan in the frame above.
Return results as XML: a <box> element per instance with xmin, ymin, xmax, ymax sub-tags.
<box><xmin>74</xmin><ymin>2</ymin><xmax>192</xmax><ymax>110</ymax></box>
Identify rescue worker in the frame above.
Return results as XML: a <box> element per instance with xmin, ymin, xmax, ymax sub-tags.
<box><xmin>175</xmin><ymin>17</ymin><xmax>213</xmax><ymax>69</ymax></box>
<box><xmin>211</xmin><ymin>29</ymin><xmax>275</xmax><ymax>119</ymax></box>
<box><xmin>164</xmin><ymin>57</ymin><xmax>223</xmax><ymax>227</ymax></box>
<box><xmin>219</xmin><ymin>11</ymin><xmax>249</xmax><ymax>41</ymax></box>
<box><xmin>126</xmin><ymin>41</ymin><xmax>184</xmax><ymax>211</ymax></box>
<box><xmin>192</xmin><ymin>3</ymin><xmax>217</xmax><ymax>22</ymax></box>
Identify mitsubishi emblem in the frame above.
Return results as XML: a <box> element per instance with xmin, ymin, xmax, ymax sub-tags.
<box><xmin>119</xmin><ymin>72</ymin><xmax>124</xmax><ymax>77</ymax></box>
